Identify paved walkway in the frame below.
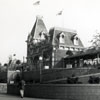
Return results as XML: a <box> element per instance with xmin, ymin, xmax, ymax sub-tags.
<box><xmin>0</xmin><ymin>93</ymin><xmax>56</xmax><ymax>100</ymax></box>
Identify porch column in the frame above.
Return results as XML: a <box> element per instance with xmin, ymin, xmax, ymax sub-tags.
<box><xmin>97</xmin><ymin>53</ymin><xmax>100</xmax><ymax>64</ymax></box>
<box><xmin>79</xmin><ymin>59</ymin><xmax>84</xmax><ymax>68</ymax></box>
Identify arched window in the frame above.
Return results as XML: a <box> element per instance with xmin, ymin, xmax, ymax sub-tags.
<box><xmin>59</xmin><ymin>32</ymin><xmax>65</xmax><ymax>43</ymax></box>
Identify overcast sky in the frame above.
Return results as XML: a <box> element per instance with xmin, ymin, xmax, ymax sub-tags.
<box><xmin>0</xmin><ymin>0</ymin><xmax>100</xmax><ymax>64</ymax></box>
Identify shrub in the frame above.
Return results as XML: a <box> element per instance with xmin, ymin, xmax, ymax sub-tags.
<box><xmin>67</xmin><ymin>77</ymin><xmax>79</xmax><ymax>84</ymax></box>
<box><xmin>88</xmin><ymin>76</ymin><xmax>100</xmax><ymax>84</ymax></box>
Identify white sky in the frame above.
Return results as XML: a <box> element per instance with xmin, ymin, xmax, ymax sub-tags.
<box><xmin>0</xmin><ymin>0</ymin><xmax>100</xmax><ymax>64</ymax></box>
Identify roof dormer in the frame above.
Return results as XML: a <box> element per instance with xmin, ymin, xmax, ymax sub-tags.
<box><xmin>72</xmin><ymin>34</ymin><xmax>79</xmax><ymax>45</ymax></box>
<box><xmin>39</xmin><ymin>31</ymin><xmax>46</xmax><ymax>40</ymax></box>
<box><xmin>59</xmin><ymin>32</ymin><xmax>65</xmax><ymax>44</ymax></box>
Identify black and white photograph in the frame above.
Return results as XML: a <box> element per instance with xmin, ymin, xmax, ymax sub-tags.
<box><xmin>0</xmin><ymin>0</ymin><xmax>100</xmax><ymax>100</ymax></box>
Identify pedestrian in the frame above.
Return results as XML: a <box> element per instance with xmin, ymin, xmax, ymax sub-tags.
<box><xmin>18</xmin><ymin>79</ymin><xmax>25</xmax><ymax>98</ymax></box>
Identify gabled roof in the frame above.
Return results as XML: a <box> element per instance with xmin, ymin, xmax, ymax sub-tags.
<box><xmin>30</xmin><ymin>16</ymin><xmax>48</xmax><ymax>39</ymax></box>
<box><xmin>49</xmin><ymin>27</ymin><xmax>84</xmax><ymax>47</ymax></box>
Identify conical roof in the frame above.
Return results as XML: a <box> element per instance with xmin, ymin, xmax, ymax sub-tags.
<box><xmin>30</xmin><ymin>16</ymin><xmax>48</xmax><ymax>39</ymax></box>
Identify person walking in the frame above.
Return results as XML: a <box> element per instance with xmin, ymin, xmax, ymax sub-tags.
<box><xmin>18</xmin><ymin>79</ymin><xmax>25</xmax><ymax>98</ymax></box>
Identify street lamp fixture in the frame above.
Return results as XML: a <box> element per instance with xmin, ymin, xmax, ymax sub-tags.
<box><xmin>39</xmin><ymin>56</ymin><xmax>43</xmax><ymax>83</ymax></box>
<box><xmin>39</xmin><ymin>56</ymin><xmax>43</xmax><ymax>61</ymax></box>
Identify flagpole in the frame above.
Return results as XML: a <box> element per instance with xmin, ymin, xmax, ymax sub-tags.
<box><xmin>33</xmin><ymin>0</ymin><xmax>41</xmax><ymax>20</ymax></box>
<box><xmin>61</xmin><ymin>9</ymin><xmax>64</xmax><ymax>28</ymax></box>
<box><xmin>56</xmin><ymin>10</ymin><xmax>64</xmax><ymax>28</ymax></box>
<box><xmin>62</xmin><ymin>12</ymin><xmax>64</xmax><ymax>28</ymax></box>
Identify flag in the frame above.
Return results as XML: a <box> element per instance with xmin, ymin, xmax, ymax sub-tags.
<box><xmin>56</xmin><ymin>10</ymin><xmax>63</xmax><ymax>15</ymax></box>
<box><xmin>33</xmin><ymin>1</ymin><xmax>40</xmax><ymax>5</ymax></box>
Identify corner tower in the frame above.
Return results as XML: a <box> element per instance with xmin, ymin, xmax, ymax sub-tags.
<box><xmin>26</xmin><ymin>16</ymin><xmax>51</xmax><ymax>70</ymax></box>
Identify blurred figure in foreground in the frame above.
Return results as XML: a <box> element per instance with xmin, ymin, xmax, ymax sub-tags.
<box><xmin>18</xmin><ymin>79</ymin><xmax>25</xmax><ymax>98</ymax></box>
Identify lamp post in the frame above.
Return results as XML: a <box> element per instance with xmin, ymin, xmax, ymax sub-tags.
<box><xmin>39</xmin><ymin>56</ymin><xmax>43</xmax><ymax>83</ymax></box>
<box><xmin>53</xmin><ymin>47</ymin><xmax>57</xmax><ymax>67</ymax></box>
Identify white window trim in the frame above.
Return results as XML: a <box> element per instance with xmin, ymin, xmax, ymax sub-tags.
<box><xmin>39</xmin><ymin>32</ymin><xmax>46</xmax><ymax>40</ymax></box>
<box><xmin>59</xmin><ymin>32</ymin><xmax>65</xmax><ymax>44</ymax></box>
<box><xmin>73</xmin><ymin>35</ymin><xmax>79</xmax><ymax>45</ymax></box>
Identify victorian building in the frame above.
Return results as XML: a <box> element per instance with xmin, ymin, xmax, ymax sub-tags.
<box><xmin>26</xmin><ymin>16</ymin><xmax>84</xmax><ymax>70</ymax></box>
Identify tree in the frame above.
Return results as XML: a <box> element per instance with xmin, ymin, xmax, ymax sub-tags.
<box><xmin>16</xmin><ymin>60</ymin><xmax>21</xmax><ymax>70</ymax></box>
<box><xmin>0</xmin><ymin>63</ymin><xmax>8</xmax><ymax>72</ymax></box>
<box><xmin>4</xmin><ymin>63</ymin><xmax>8</xmax><ymax>67</ymax></box>
<box><xmin>0</xmin><ymin>63</ymin><xmax>2</xmax><ymax>72</ymax></box>
<box><xmin>0</xmin><ymin>63</ymin><xmax>1</xmax><ymax>66</ymax></box>
<box><xmin>90</xmin><ymin>31</ymin><xmax>100</xmax><ymax>47</ymax></box>
<box><xmin>88</xmin><ymin>76</ymin><xmax>100</xmax><ymax>84</ymax></box>
<box><xmin>66</xmin><ymin>50</ymin><xmax>73</xmax><ymax>56</ymax></box>
<box><xmin>16</xmin><ymin>60</ymin><xmax>21</xmax><ymax>65</ymax></box>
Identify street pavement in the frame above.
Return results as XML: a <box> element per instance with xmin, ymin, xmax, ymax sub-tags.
<box><xmin>0</xmin><ymin>93</ymin><xmax>57</xmax><ymax>100</ymax></box>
